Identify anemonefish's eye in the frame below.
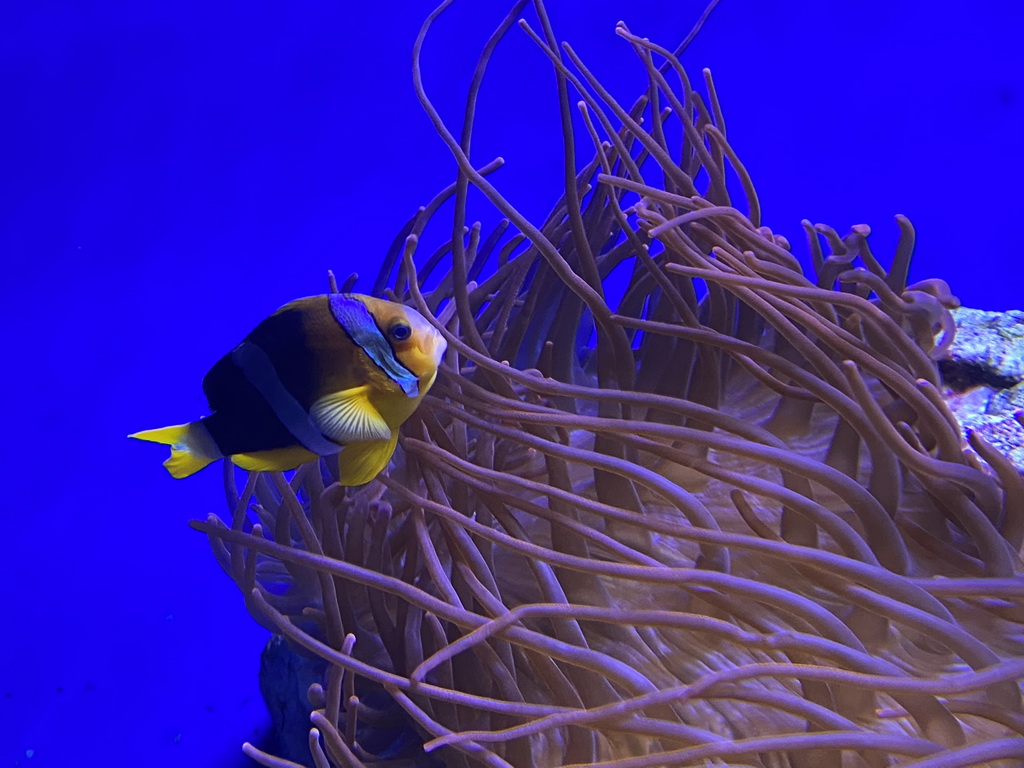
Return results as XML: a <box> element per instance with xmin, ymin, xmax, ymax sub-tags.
<box><xmin>389</xmin><ymin>323</ymin><xmax>412</xmax><ymax>342</ymax></box>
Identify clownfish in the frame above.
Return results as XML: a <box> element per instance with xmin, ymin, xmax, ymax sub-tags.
<box><xmin>131</xmin><ymin>293</ymin><xmax>446</xmax><ymax>486</ymax></box>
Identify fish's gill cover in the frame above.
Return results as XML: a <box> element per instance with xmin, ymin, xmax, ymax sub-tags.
<box><xmin>192</xmin><ymin>2</ymin><xmax>1024</xmax><ymax>766</ymax></box>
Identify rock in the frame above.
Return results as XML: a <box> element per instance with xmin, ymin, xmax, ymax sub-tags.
<box><xmin>944</xmin><ymin>307</ymin><xmax>1024</xmax><ymax>383</ymax></box>
<box><xmin>941</xmin><ymin>307</ymin><xmax>1024</xmax><ymax>473</ymax></box>
<box><xmin>258</xmin><ymin>635</ymin><xmax>443</xmax><ymax>766</ymax></box>
<box><xmin>259</xmin><ymin>635</ymin><xmax>326</xmax><ymax>767</ymax></box>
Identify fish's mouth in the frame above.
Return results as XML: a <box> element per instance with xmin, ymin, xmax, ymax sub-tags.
<box><xmin>421</xmin><ymin>330</ymin><xmax>447</xmax><ymax>363</ymax></box>
<box><xmin>430</xmin><ymin>333</ymin><xmax>450</xmax><ymax>364</ymax></box>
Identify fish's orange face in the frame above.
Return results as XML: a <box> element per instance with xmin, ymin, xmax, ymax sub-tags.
<box><xmin>359</xmin><ymin>296</ymin><xmax>446</xmax><ymax>380</ymax></box>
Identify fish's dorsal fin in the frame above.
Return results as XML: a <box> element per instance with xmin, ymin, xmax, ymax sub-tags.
<box><xmin>310</xmin><ymin>386</ymin><xmax>392</xmax><ymax>443</ymax></box>
<box><xmin>337</xmin><ymin>432</ymin><xmax>399</xmax><ymax>486</ymax></box>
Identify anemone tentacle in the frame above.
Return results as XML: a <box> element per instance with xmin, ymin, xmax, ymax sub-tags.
<box><xmin>199</xmin><ymin>2</ymin><xmax>1024</xmax><ymax>766</ymax></box>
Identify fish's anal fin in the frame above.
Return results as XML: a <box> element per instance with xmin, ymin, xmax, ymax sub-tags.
<box><xmin>129</xmin><ymin>423</ymin><xmax>217</xmax><ymax>479</ymax></box>
<box><xmin>231</xmin><ymin>446</ymin><xmax>318</xmax><ymax>474</ymax></box>
<box><xmin>164</xmin><ymin>448</ymin><xmax>217</xmax><ymax>478</ymax></box>
<box><xmin>337</xmin><ymin>431</ymin><xmax>398</xmax><ymax>486</ymax></box>
<box><xmin>310</xmin><ymin>387</ymin><xmax>391</xmax><ymax>444</ymax></box>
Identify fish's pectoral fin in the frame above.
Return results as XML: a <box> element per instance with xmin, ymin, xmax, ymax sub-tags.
<box><xmin>129</xmin><ymin>423</ymin><xmax>219</xmax><ymax>479</ymax></box>
<box><xmin>230</xmin><ymin>446</ymin><xmax>318</xmax><ymax>473</ymax></box>
<box><xmin>336</xmin><ymin>431</ymin><xmax>398</xmax><ymax>486</ymax></box>
<box><xmin>310</xmin><ymin>387</ymin><xmax>392</xmax><ymax>443</ymax></box>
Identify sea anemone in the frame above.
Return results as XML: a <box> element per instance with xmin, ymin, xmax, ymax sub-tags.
<box><xmin>192</xmin><ymin>2</ymin><xmax>1024</xmax><ymax>766</ymax></box>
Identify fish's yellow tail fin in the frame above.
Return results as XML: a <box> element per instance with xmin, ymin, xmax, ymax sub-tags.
<box><xmin>129</xmin><ymin>423</ymin><xmax>219</xmax><ymax>479</ymax></box>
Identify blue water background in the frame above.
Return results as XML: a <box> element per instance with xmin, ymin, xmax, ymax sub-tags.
<box><xmin>2</xmin><ymin>1</ymin><xmax>1021</xmax><ymax>766</ymax></box>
